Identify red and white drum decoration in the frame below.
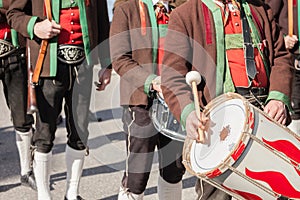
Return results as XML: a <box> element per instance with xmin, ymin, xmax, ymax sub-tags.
<box><xmin>183</xmin><ymin>92</ymin><xmax>300</xmax><ymax>200</ymax></box>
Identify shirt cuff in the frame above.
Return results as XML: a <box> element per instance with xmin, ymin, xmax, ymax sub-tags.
<box><xmin>27</xmin><ymin>16</ymin><xmax>39</xmax><ymax>40</ymax></box>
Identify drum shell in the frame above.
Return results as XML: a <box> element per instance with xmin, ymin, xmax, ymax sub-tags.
<box><xmin>151</xmin><ymin>97</ymin><xmax>186</xmax><ymax>142</ymax></box>
<box><xmin>183</xmin><ymin>93</ymin><xmax>300</xmax><ymax>200</ymax></box>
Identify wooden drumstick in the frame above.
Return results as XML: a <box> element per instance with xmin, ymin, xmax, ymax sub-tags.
<box><xmin>186</xmin><ymin>71</ymin><xmax>205</xmax><ymax>143</ymax></box>
<box><xmin>288</xmin><ymin>0</ymin><xmax>293</xmax><ymax>36</ymax></box>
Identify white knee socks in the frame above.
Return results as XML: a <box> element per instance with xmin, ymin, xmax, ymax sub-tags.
<box><xmin>65</xmin><ymin>145</ymin><xmax>85</xmax><ymax>200</ymax></box>
<box><xmin>33</xmin><ymin>151</ymin><xmax>52</xmax><ymax>200</ymax></box>
<box><xmin>158</xmin><ymin>176</ymin><xmax>182</xmax><ymax>200</ymax></box>
<box><xmin>15</xmin><ymin>130</ymin><xmax>32</xmax><ymax>176</ymax></box>
<box><xmin>118</xmin><ymin>186</ymin><xmax>144</xmax><ymax>200</ymax></box>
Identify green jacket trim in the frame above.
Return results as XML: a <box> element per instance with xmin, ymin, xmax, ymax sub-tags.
<box><xmin>77</xmin><ymin>0</ymin><xmax>91</xmax><ymax>65</ymax></box>
<box><xmin>0</xmin><ymin>1</ymin><xmax>2</xmax><ymax>8</ymax></box>
<box><xmin>143</xmin><ymin>0</ymin><xmax>158</xmax><ymax>73</ymax></box>
<box><xmin>27</xmin><ymin>16</ymin><xmax>38</xmax><ymax>40</ymax></box>
<box><xmin>144</xmin><ymin>74</ymin><xmax>158</xmax><ymax>95</ymax></box>
<box><xmin>180</xmin><ymin>102</ymin><xmax>195</xmax><ymax>128</ymax></box>
<box><xmin>202</xmin><ymin>0</ymin><xmax>225</xmax><ymax>96</ymax></box>
<box><xmin>11</xmin><ymin>29</ymin><xmax>19</xmax><ymax>47</ymax></box>
<box><xmin>266</xmin><ymin>91</ymin><xmax>292</xmax><ymax>112</ymax></box>
<box><xmin>49</xmin><ymin>0</ymin><xmax>60</xmax><ymax>76</ymax></box>
<box><xmin>159</xmin><ymin>24</ymin><xmax>168</xmax><ymax>38</ymax></box>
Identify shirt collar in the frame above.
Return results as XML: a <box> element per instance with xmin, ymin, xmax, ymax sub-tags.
<box><xmin>152</xmin><ymin>0</ymin><xmax>169</xmax><ymax>12</ymax></box>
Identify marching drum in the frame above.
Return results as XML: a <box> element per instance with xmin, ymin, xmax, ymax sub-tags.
<box><xmin>151</xmin><ymin>93</ymin><xmax>186</xmax><ymax>142</ymax></box>
<box><xmin>183</xmin><ymin>92</ymin><xmax>300</xmax><ymax>200</ymax></box>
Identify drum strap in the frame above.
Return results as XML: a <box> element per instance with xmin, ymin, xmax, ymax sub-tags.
<box><xmin>240</xmin><ymin>1</ymin><xmax>257</xmax><ymax>81</ymax></box>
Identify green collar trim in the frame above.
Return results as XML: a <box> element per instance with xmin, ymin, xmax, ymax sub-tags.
<box><xmin>0</xmin><ymin>0</ymin><xmax>2</xmax><ymax>8</ymax></box>
<box><xmin>202</xmin><ymin>0</ymin><xmax>225</xmax><ymax>96</ymax></box>
<box><xmin>142</xmin><ymin>0</ymin><xmax>158</xmax><ymax>73</ymax></box>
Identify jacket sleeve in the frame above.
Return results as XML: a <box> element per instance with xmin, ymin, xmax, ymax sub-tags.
<box><xmin>161</xmin><ymin>10</ymin><xmax>195</xmax><ymax>127</ymax></box>
<box><xmin>263</xmin><ymin>3</ymin><xmax>294</xmax><ymax>110</ymax></box>
<box><xmin>7</xmin><ymin>0</ymin><xmax>38</xmax><ymax>39</ymax></box>
<box><xmin>97</xmin><ymin>0</ymin><xmax>112</xmax><ymax>69</ymax></box>
<box><xmin>110</xmin><ymin>4</ymin><xmax>158</xmax><ymax>95</ymax></box>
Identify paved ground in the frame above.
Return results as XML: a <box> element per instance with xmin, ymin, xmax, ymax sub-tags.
<box><xmin>0</xmin><ymin>67</ymin><xmax>198</xmax><ymax>200</ymax></box>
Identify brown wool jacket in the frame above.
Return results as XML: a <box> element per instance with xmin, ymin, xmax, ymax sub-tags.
<box><xmin>7</xmin><ymin>0</ymin><xmax>111</xmax><ymax>77</ymax></box>
<box><xmin>266</xmin><ymin>0</ymin><xmax>299</xmax><ymax>54</ymax></box>
<box><xmin>110</xmin><ymin>0</ymin><xmax>187</xmax><ymax>106</ymax></box>
<box><xmin>161</xmin><ymin>0</ymin><xmax>294</xmax><ymax>126</ymax></box>
<box><xmin>0</xmin><ymin>0</ymin><xmax>26</xmax><ymax>48</ymax></box>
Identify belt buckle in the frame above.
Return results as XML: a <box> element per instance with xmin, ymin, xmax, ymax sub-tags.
<box><xmin>57</xmin><ymin>44</ymin><xmax>85</xmax><ymax>65</ymax></box>
<box><xmin>0</xmin><ymin>40</ymin><xmax>16</xmax><ymax>58</ymax></box>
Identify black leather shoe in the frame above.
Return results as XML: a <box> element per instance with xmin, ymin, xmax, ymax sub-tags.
<box><xmin>20</xmin><ymin>171</ymin><xmax>37</xmax><ymax>191</ymax></box>
<box><xmin>64</xmin><ymin>196</ymin><xmax>84</xmax><ymax>200</ymax></box>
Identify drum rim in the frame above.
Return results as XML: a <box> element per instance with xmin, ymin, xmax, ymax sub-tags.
<box><xmin>183</xmin><ymin>92</ymin><xmax>254</xmax><ymax>178</ymax></box>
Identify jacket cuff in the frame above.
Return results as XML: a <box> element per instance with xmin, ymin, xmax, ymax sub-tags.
<box><xmin>266</xmin><ymin>91</ymin><xmax>292</xmax><ymax>112</ymax></box>
<box><xmin>144</xmin><ymin>74</ymin><xmax>158</xmax><ymax>96</ymax></box>
<box><xmin>27</xmin><ymin>16</ymin><xmax>38</xmax><ymax>40</ymax></box>
<box><xmin>180</xmin><ymin>102</ymin><xmax>195</xmax><ymax>128</ymax></box>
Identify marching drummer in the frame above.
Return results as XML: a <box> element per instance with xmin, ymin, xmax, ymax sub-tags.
<box><xmin>161</xmin><ymin>0</ymin><xmax>293</xmax><ymax>199</ymax></box>
<box><xmin>110</xmin><ymin>0</ymin><xmax>187</xmax><ymax>199</ymax></box>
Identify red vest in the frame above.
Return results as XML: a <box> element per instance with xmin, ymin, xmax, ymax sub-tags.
<box><xmin>157</xmin><ymin>13</ymin><xmax>169</xmax><ymax>75</ymax></box>
<box><xmin>58</xmin><ymin>7</ymin><xmax>83</xmax><ymax>45</ymax></box>
<box><xmin>0</xmin><ymin>23</ymin><xmax>11</xmax><ymax>40</ymax></box>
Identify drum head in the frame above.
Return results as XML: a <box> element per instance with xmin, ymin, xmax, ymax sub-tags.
<box><xmin>190</xmin><ymin>98</ymin><xmax>248</xmax><ymax>174</ymax></box>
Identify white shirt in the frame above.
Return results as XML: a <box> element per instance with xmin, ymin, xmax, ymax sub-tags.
<box><xmin>152</xmin><ymin>0</ymin><xmax>169</xmax><ymax>12</ymax></box>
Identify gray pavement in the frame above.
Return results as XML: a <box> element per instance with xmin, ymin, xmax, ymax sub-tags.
<box><xmin>0</xmin><ymin>67</ymin><xmax>198</xmax><ymax>200</ymax></box>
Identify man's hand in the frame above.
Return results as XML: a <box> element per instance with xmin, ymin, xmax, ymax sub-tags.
<box><xmin>264</xmin><ymin>100</ymin><xmax>287</xmax><ymax>125</ymax></box>
<box><xmin>34</xmin><ymin>19</ymin><xmax>61</xmax><ymax>39</ymax></box>
<box><xmin>284</xmin><ymin>35</ymin><xmax>298</xmax><ymax>49</ymax></box>
<box><xmin>186</xmin><ymin>110</ymin><xmax>209</xmax><ymax>142</ymax></box>
<box><xmin>152</xmin><ymin>76</ymin><xmax>162</xmax><ymax>97</ymax></box>
<box><xmin>95</xmin><ymin>68</ymin><xmax>112</xmax><ymax>91</ymax></box>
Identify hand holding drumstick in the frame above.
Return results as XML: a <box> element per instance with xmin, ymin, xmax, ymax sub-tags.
<box><xmin>185</xmin><ymin>71</ymin><xmax>208</xmax><ymax>143</ymax></box>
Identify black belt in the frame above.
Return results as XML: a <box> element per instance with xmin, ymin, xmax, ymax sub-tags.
<box><xmin>0</xmin><ymin>47</ymin><xmax>25</xmax><ymax>69</ymax></box>
<box><xmin>0</xmin><ymin>39</ymin><xmax>17</xmax><ymax>58</ymax></box>
<box><xmin>236</xmin><ymin>87</ymin><xmax>268</xmax><ymax>109</ymax></box>
<box><xmin>236</xmin><ymin>87</ymin><xmax>268</xmax><ymax>96</ymax></box>
<box><xmin>57</xmin><ymin>44</ymin><xmax>85</xmax><ymax>65</ymax></box>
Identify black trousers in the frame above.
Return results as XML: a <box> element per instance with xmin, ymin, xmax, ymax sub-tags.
<box><xmin>0</xmin><ymin>49</ymin><xmax>34</xmax><ymax>132</ymax></box>
<box><xmin>121</xmin><ymin>106</ymin><xmax>186</xmax><ymax>194</ymax></box>
<box><xmin>291</xmin><ymin>66</ymin><xmax>300</xmax><ymax>120</ymax></box>
<box><xmin>33</xmin><ymin>61</ymin><xmax>92</xmax><ymax>153</ymax></box>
